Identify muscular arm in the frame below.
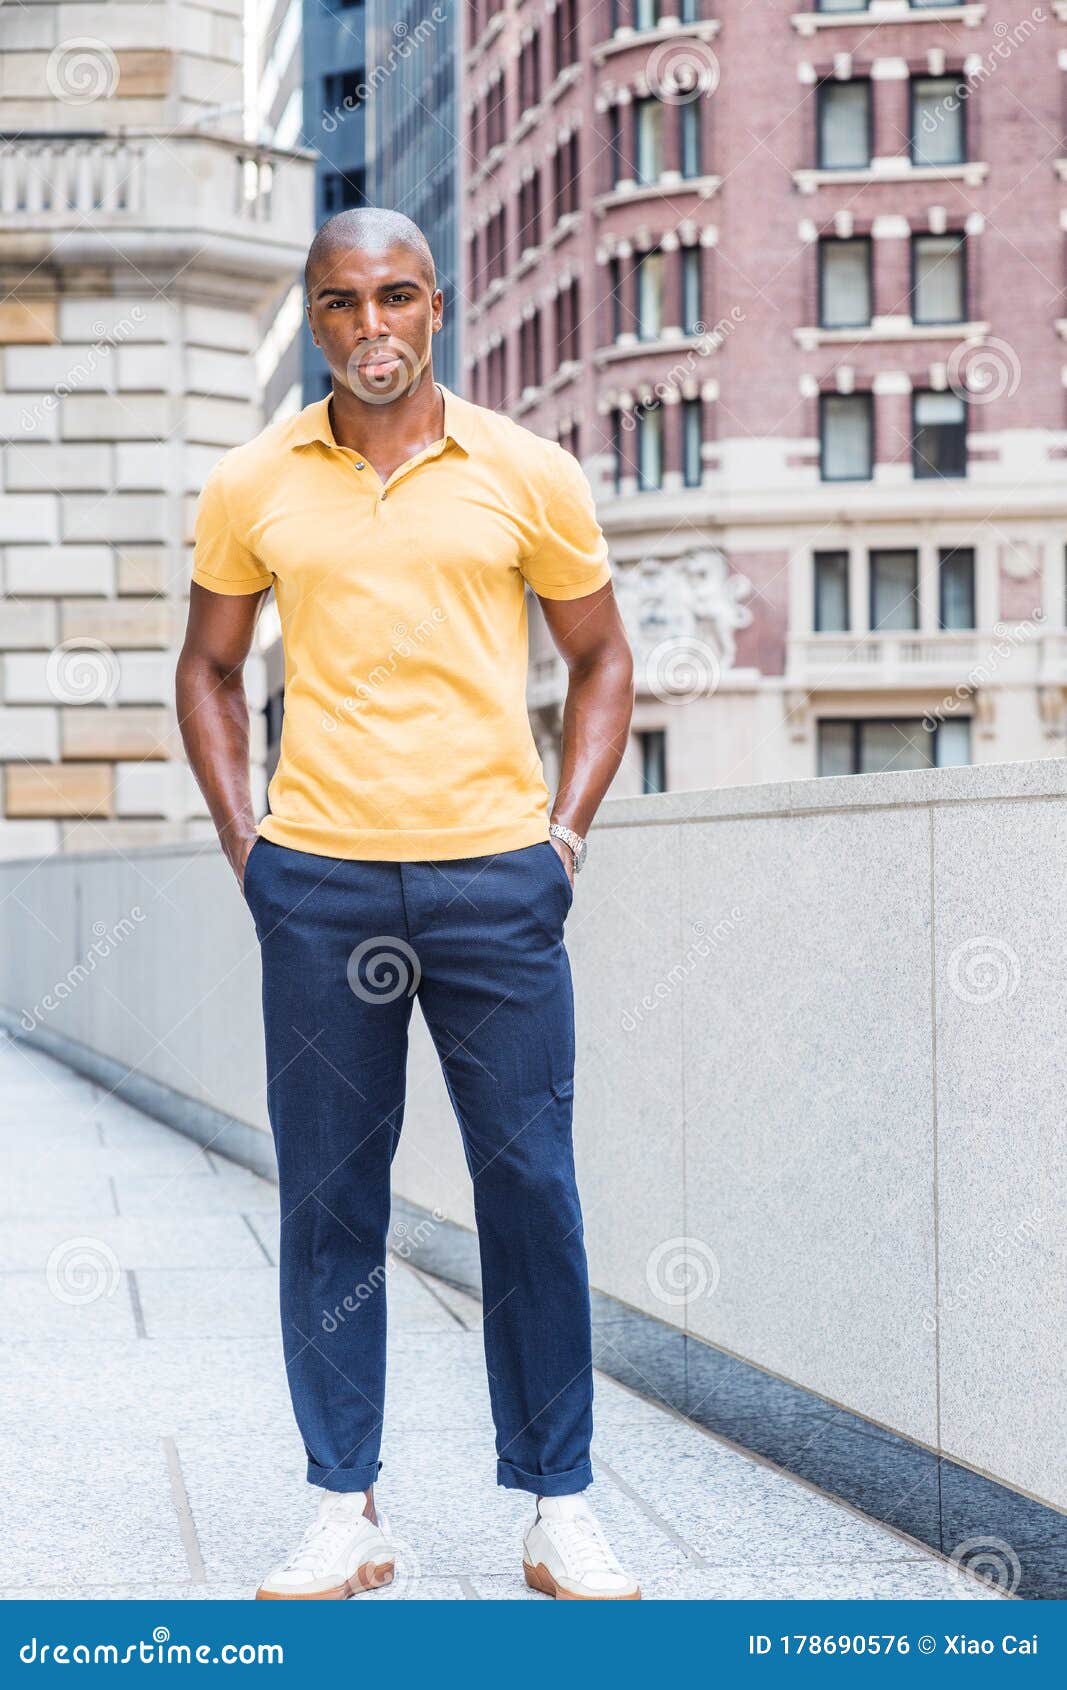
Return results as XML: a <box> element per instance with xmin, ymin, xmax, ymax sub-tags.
<box><xmin>175</xmin><ymin>581</ymin><xmax>272</xmax><ymax>888</ymax></box>
<box><xmin>536</xmin><ymin>580</ymin><xmax>635</xmax><ymax>872</ymax></box>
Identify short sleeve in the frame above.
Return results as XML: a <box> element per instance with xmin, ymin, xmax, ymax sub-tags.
<box><xmin>191</xmin><ymin>466</ymin><xmax>274</xmax><ymax>596</ymax></box>
<box><xmin>520</xmin><ymin>444</ymin><xmax>612</xmax><ymax>600</ymax></box>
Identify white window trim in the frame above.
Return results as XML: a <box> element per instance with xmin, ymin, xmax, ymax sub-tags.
<box><xmin>795</xmin><ymin>161</ymin><xmax>989</xmax><ymax>193</ymax></box>
<box><xmin>792</xmin><ymin>3</ymin><xmax>986</xmax><ymax>36</ymax></box>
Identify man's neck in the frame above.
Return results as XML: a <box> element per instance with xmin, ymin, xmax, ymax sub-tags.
<box><xmin>327</xmin><ymin>374</ymin><xmax>444</xmax><ymax>464</ymax></box>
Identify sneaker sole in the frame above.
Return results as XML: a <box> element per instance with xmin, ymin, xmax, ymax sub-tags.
<box><xmin>256</xmin><ymin>1560</ymin><xmax>395</xmax><ymax>1600</ymax></box>
<box><xmin>523</xmin><ymin>1559</ymin><xmax>641</xmax><ymax>1601</ymax></box>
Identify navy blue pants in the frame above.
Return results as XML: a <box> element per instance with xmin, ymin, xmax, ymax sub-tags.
<box><xmin>242</xmin><ymin>835</ymin><xmax>594</xmax><ymax>1498</ymax></box>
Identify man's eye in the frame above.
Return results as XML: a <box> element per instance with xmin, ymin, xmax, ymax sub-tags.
<box><xmin>387</xmin><ymin>294</ymin><xmax>412</xmax><ymax>304</ymax></box>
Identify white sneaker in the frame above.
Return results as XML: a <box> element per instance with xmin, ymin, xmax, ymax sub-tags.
<box><xmin>256</xmin><ymin>1490</ymin><xmax>395</xmax><ymax>1600</ymax></box>
<box><xmin>523</xmin><ymin>1494</ymin><xmax>641</xmax><ymax>1600</ymax></box>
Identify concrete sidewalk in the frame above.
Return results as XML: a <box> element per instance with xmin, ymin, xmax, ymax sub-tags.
<box><xmin>0</xmin><ymin>1031</ymin><xmax>1004</xmax><ymax>1602</ymax></box>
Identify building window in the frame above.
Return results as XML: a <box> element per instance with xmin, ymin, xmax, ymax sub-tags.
<box><xmin>637</xmin><ymin>406</ymin><xmax>663</xmax><ymax>490</ymax></box>
<box><xmin>609</xmin><ymin>256</ymin><xmax>625</xmax><ymax>340</ymax></box>
<box><xmin>520</xmin><ymin>311</ymin><xmax>543</xmax><ymax>389</ymax></box>
<box><xmin>636</xmin><ymin>251</ymin><xmax>665</xmax><ymax>341</ymax></box>
<box><xmin>612</xmin><ymin>410</ymin><xmax>625</xmax><ymax>493</ymax></box>
<box><xmin>939</xmin><ymin>546</ymin><xmax>976</xmax><ymax>630</ymax></box>
<box><xmin>816</xmin><ymin>0</ymin><xmax>868</xmax><ymax>9</ymax></box>
<box><xmin>322</xmin><ymin>169</ymin><xmax>366</xmax><ymax>213</ymax></box>
<box><xmin>683</xmin><ymin>398</ymin><xmax>702</xmax><ymax>488</ymax></box>
<box><xmin>628</xmin><ymin>0</ymin><xmax>701</xmax><ymax>21</ymax></box>
<box><xmin>682</xmin><ymin>247</ymin><xmax>702</xmax><ymax>334</ymax></box>
<box><xmin>817</xmin><ymin>717</ymin><xmax>971</xmax><ymax>777</ymax></box>
<box><xmin>518</xmin><ymin>172</ymin><xmax>542</xmax><ymax>251</ymax></box>
<box><xmin>552</xmin><ymin>0</ymin><xmax>579</xmax><ymax>73</ymax></box>
<box><xmin>555</xmin><ymin>279</ymin><xmax>580</xmax><ymax>365</ymax></box>
<box><xmin>559</xmin><ymin>421</ymin><xmax>581</xmax><ymax>460</ymax></box>
<box><xmin>639</xmin><ymin>729</ymin><xmax>667</xmax><ymax>795</ymax></box>
<box><xmin>912</xmin><ymin>233</ymin><xmax>966</xmax><ymax>324</ymax></box>
<box><xmin>552</xmin><ymin>132</ymin><xmax>580</xmax><ymax>222</ymax></box>
<box><xmin>913</xmin><ymin>391</ymin><xmax>967</xmax><ymax>479</ymax></box>
<box><xmin>813</xmin><ymin>551</ymin><xmax>849</xmax><ymax>632</ymax></box>
<box><xmin>911</xmin><ymin>77</ymin><xmax>966</xmax><ymax>167</ymax></box>
<box><xmin>681</xmin><ymin>103</ymin><xmax>702</xmax><ymax>178</ymax></box>
<box><xmin>817</xmin><ymin>81</ymin><xmax>871</xmax><ymax>170</ymax></box>
<box><xmin>634</xmin><ymin>98</ymin><xmax>664</xmax><ymax>185</ymax></box>
<box><xmin>518</xmin><ymin>28</ymin><xmax>542</xmax><ymax>110</ymax></box>
<box><xmin>609</xmin><ymin>105</ymin><xmax>626</xmax><ymax>187</ymax></box>
<box><xmin>870</xmin><ymin>549</ymin><xmax>919</xmax><ymax>632</ymax></box>
<box><xmin>820</xmin><ymin>392</ymin><xmax>873</xmax><ymax>482</ymax></box>
<box><xmin>818</xmin><ymin>237</ymin><xmax>871</xmax><ymax>329</ymax></box>
<box><xmin>322</xmin><ymin>69</ymin><xmax>365</xmax><ymax>113</ymax></box>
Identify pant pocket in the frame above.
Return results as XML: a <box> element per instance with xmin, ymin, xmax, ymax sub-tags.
<box><xmin>542</xmin><ymin>840</ymin><xmax>575</xmax><ymax>911</ymax></box>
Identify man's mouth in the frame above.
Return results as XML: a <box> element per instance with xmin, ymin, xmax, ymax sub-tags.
<box><xmin>359</xmin><ymin>350</ymin><xmax>403</xmax><ymax>375</ymax></box>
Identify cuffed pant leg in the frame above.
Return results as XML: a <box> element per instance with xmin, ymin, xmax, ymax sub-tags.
<box><xmin>246</xmin><ymin>840</ymin><xmax>415</xmax><ymax>1493</ymax></box>
<box><xmin>409</xmin><ymin>841</ymin><xmax>594</xmax><ymax>1497</ymax></box>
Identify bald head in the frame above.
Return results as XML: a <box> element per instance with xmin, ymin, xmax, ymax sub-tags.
<box><xmin>304</xmin><ymin>208</ymin><xmax>436</xmax><ymax>301</ymax></box>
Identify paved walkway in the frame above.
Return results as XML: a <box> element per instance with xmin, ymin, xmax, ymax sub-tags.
<box><xmin>0</xmin><ymin>1030</ymin><xmax>1004</xmax><ymax>1602</ymax></box>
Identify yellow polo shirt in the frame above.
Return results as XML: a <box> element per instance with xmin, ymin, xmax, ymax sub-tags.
<box><xmin>191</xmin><ymin>384</ymin><xmax>612</xmax><ymax>861</ymax></box>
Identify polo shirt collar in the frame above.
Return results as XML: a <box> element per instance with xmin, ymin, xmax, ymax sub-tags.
<box><xmin>289</xmin><ymin>382</ymin><xmax>475</xmax><ymax>456</ymax></box>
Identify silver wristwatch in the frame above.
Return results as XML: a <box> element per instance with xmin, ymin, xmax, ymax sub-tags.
<box><xmin>549</xmin><ymin>822</ymin><xmax>588</xmax><ymax>873</ymax></box>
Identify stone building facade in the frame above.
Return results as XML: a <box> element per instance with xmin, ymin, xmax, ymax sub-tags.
<box><xmin>0</xmin><ymin>0</ymin><xmax>313</xmax><ymax>858</ymax></box>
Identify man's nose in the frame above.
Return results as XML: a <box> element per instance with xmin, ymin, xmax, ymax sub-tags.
<box><xmin>354</xmin><ymin>303</ymin><xmax>385</xmax><ymax>340</ymax></box>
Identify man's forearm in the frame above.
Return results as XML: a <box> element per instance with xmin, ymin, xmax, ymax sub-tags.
<box><xmin>550</xmin><ymin>649</ymin><xmax>635</xmax><ymax>839</ymax></box>
<box><xmin>176</xmin><ymin>656</ymin><xmax>258</xmax><ymax>877</ymax></box>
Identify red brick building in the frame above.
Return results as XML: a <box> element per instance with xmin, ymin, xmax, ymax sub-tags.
<box><xmin>461</xmin><ymin>0</ymin><xmax>1066</xmax><ymax>794</ymax></box>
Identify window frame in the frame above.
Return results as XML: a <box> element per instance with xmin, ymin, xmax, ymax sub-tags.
<box><xmin>909</xmin><ymin>74</ymin><xmax>967</xmax><ymax>168</ymax></box>
<box><xmin>813</xmin><ymin>550</ymin><xmax>851</xmax><ymax>633</ymax></box>
<box><xmin>938</xmin><ymin>545</ymin><xmax>976</xmax><ymax>630</ymax></box>
<box><xmin>819</xmin><ymin>390</ymin><xmax>874</xmax><ymax>483</ymax></box>
<box><xmin>817</xmin><ymin>716</ymin><xmax>972</xmax><ymax>777</ymax></box>
<box><xmin>818</xmin><ymin>234</ymin><xmax>873</xmax><ymax>330</ymax></box>
<box><xmin>682</xmin><ymin>397</ymin><xmax>702</xmax><ymax>488</ymax></box>
<box><xmin>912</xmin><ymin>389</ymin><xmax>968</xmax><ymax>480</ymax></box>
<box><xmin>816</xmin><ymin>77</ymin><xmax>873</xmax><ymax>172</ymax></box>
<box><xmin>869</xmin><ymin>548</ymin><xmax>919</xmax><ymax>634</ymax></box>
<box><xmin>910</xmin><ymin>231</ymin><xmax>967</xmax><ymax>326</ymax></box>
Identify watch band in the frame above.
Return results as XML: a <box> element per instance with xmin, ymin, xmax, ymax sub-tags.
<box><xmin>549</xmin><ymin>822</ymin><xmax>588</xmax><ymax>873</ymax></box>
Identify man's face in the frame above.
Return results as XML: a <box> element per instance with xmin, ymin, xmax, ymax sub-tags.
<box><xmin>306</xmin><ymin>242</ymin><xmax>443</xmax><ymax>403</ymax></box>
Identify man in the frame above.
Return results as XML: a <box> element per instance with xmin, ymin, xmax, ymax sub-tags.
<box><xmin>177</xmin><ymin>208</ymin><xmax>637</xmax><ymax>1601</ymax></box>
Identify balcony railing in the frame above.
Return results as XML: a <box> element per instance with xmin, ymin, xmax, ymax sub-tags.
<box><xmin>0</xmin><ymin>133</ymin><xmax>313</xmax><ymax>269</ymax></box>
<box><xmin>787</xmin><ymin>629</ymin><xmax>1040</xmax><ymax>690</ymax></box>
